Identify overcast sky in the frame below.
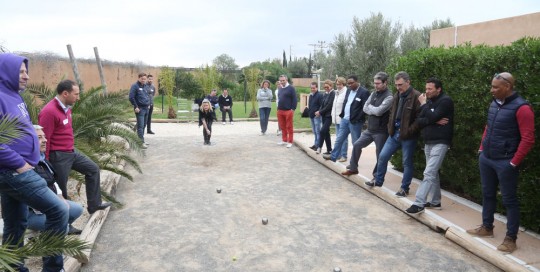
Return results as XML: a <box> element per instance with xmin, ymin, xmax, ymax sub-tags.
<box><xmin>1</xmin><ymin>0</ymin><xmax>538</xmax><ymax>68</ymax></box>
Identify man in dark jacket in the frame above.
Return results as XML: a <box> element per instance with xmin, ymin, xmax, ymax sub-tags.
<box><xmin>308</xmin><ymin>82</ymin><xmax>322</xmax><ymax>150</ymax></box>
<box><xmin>218</xmin><ymin>89</ymin><xmax>234</xmax><ymax>124</ymax></box>
<box><xmin>129</xmin><ymin>73</ymin><xmax>151</xmax><ymax>146</ymax></box>
<box><xmin>342</xmin><ymin>72</ymin><xmax>393</xmax><ymax>178</ymax></box>
<box><xmin>315</xmin><ymin>80</ymin><xmax>335</xmax><ymax>154</ymax></box>
<box><xmin>405</xmin><ymin>77</ymin><xmax>454</xmax><ymax>214</ymax></box>
<box><xmin>368</xmin><ymin>71</ymin><xmax>421</xmax><ymax>197</ymax></box>
<box><xmin>323</xmin><ymin>75</ymin><xmax>370</xmax><ymax>162</ymax></box>
<box><xmin>466</xmin><ymin>72</ymin><xmax>535</xmax><ymax>253</ymax></box>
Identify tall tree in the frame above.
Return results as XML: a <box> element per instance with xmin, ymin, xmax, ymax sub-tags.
<box><xmin>350</xmin><ymin>13</ymin><xmax>401</xmax><ymax>88</ymax></box>
<box><xmin>287</xmin><ymin>58</ymin><xmax>309</xmax><ymax>78</ymax></box>
<box><xmin>422</xmin><ymin>18</ymin><xmax>454</xmax><ymax>46</ymax></box>
<box><xmin>193</xmin><ymin>65</ymin><xmax>222</xmax><ymax>96</ymax></box>
<box><xmin>400</xmin><ymin>24</ymin><xmax>426</xmax><ymax>55</ymax></box>
<box><xmin>282</xmin><ymin>50</ymin><xmax>287</xmax><ymax>68</ymax></box>
<box><xmin>243</xmin><ymin>67</ymin><xmax>261</xmax><ymax>117</ymax></box>
<box><xmin>212</xmin><ymin>54</ymin><xmax>239</xmax><ymax>71</ymax></box>
<box><xmin>175</xmin><ymin>69</ymin><xmax>202</xmax><ymax>99</ymax></box>
<box><xmin>159</xmin><ymin>66</ymin><xmax>177</xmax><ymax>119</ymax></box>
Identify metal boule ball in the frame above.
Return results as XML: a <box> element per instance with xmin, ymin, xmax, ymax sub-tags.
<box><xmin>262</xmin><ymin>217</ymin><xmax>268</xmax><ymax>225</ymax></box>
<box><xmin>216</xmin><ymin>188</ymin><xmax>222</xmax><ymax>193</ymax></box>
<box><xmin>333</xmin><ymin>267</ymin><xmax>342</xmax><ymax>272</ymax></box>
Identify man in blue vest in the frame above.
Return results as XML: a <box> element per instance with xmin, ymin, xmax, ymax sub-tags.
<box><xmin>467</xmin><ymin>72</ymin><xmax>535</xmax><ymax>253</ymax></box>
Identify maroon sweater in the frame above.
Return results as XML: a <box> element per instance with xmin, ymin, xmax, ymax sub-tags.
<box><xmin>38</xmin><ymin>98</ymin><xmax>74</xmax><ymax>159</ymax></box>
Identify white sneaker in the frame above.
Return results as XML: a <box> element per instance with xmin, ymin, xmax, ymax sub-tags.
<box><xmin>316</xmin><ymin>147</ymin><xmax>321</xmax><ymax>154</ymax></box>
<box><xmin>277</xmin><ymin>141</ymin><xmax>286</xmax><ymax>145</ymax></box>
<box><xmin>277</xmin><ymin>130</ymin><xmax>281</xmax><ymax>136</ymax></box>
<box><xmin>286</xmin><ymin>143</ymin><xmax>293</xmax><ymax>148</ymax></box>
<box><xmin>259</xmin><ymin>132</ymin><xmax>266</xmax><ymax>136</ymax></box>
<box><xmin>230</xmin><ymin>122</ymin><xmax>234</xmax><ymax>125</ymax></box>
<box><xmin>222</xmin><ymin>122</ymin><xmax>226</xmax><ymax>125</ymax></box>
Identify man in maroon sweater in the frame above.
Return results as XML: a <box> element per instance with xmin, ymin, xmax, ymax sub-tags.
<box><xmin>38</xmin><ymin>79</ymin><xmax>111</xmax><ymax>214</ymax></box>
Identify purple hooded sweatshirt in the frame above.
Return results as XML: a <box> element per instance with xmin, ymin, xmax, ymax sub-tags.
<box><xmin>0</xmin><ymin>53</ymin><xmax>40</xmax><ymax>171</ymax></box>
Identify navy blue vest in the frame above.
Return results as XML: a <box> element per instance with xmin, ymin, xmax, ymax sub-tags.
<box><xmin>482</xmin><ymin>92</ymin><xmax>527</xmax><ymax>160</ymax></box>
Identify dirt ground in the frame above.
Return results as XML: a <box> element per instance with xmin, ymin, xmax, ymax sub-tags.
<box><xmin>76</xmin><ymin>121</ymin><xmax>499</xmax><ymax>272</ymax></box>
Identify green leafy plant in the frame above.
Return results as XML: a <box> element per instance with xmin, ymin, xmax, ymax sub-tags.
<box><xmin>158</xmin><ymin>66</ymin><xmax>177</xmax><ymax>119</ymax></box>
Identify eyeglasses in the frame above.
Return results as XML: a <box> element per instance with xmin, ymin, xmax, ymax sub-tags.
<box><xmin>494</xmin><ymin>73</ymin><xmax>511</xmax><ymax>84</ymax></box>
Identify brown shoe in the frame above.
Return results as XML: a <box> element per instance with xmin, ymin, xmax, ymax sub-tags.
<box><xmin>341</xmin><ymin>170</ymin><xmax>359</xmax><ymax>176</ymax></box>
<box><xmin>466</xmin><ymin>225</ymin><xmax>494</xmax><ymax>237</ymax></box>
<box><xmin>497</xmin><ymin>236</ymin><xmax>517</xmax><ymax>253</ymax></box>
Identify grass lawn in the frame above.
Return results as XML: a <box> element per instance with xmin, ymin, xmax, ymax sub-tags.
<box><xmin>151</xmin><ymin>97</ymin><xmax>312</xmax><ymax>129</ymax></box>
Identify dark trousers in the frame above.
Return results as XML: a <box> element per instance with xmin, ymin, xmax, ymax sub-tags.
<box><xmin>221</xmin><ymin>108</ymin><xmax>233</xmax><ymax>122</ymax></box>
<box><xmin>479</xmin><ymin>153</ymin><xmax>520</xmax><ymax>239</ymax></box>
<box><xmin>146</xmin><ymin>104</ymin><xmax>154</xmax><ymax>132</ymax></box>
<box><xmin>135</xmin><ymin>107</ymin><xmax>149</xmax><ymax>142</ymax></box>
<box><xmin>259</xmin><ymin>107</ymin><xmax>271</xmax><ymax>133</ymax></box>
<box><xmin>318</xmin><ymin>116</ymin><xmax>332</xmax><ymax>152</ymax></box>
<box><xmin>203</xmin><ymin>121</ymin><xmax>213</xmax><ymax>144</ymax></box>
<box><xmin>49</xmin><ymin>150</ymin><xmax>102</xmax><ymax>211</ymax></box>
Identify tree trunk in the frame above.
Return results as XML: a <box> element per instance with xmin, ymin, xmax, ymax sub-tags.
<box><xmin>249</xmin><ymin>108</ymin><xmax>258</xmax><ymax>118</ymax></box>
<box><xmin>168</xmin><ymin>107</ymin><xmax>177</xmax><ymax>119</ymax></box>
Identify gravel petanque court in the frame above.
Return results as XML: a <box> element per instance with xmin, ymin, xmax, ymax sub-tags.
<box><xmin>81</xmin><ymin>122</ymin><xmax>498</xmax><ymax>272</ymax></box>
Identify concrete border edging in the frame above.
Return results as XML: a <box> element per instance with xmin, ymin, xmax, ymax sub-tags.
<box><xmin>294</xmin><ymin>139</ymin><xmax>531</xmax><ymax>272</ymax></box>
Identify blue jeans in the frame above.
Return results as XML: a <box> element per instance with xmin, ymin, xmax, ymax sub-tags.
<box><xmin>28</xmin><ymin>200</ymin><xmax>83</xmax><ymax>232</ymax></box>
<box><xmin>310</xmin><ymin>116</ymin><xmax>322</xmax><ymax>146</ymax></box>
<box><xmin>136</xmin><ymin>106</ymin><xmax>149</xmax><ymax>142</ymax></box>
<box><xmin>259</xmin><ymin>107</ymin><xmax>271</xmax><ymax>133</ymax></box>
<box><xmin>414</xmin><ymin>144</ymin><xmax>449</xmax><ymax>207</ymax></box>
<box><xmin>375</xmin><ymin>133</ymin><xmax>418</xmax><ymax>190</ymax></box>
<box><xmin>0</xmin><ymin>170</ymin><xmax>68</xmax><ymax>271</ymax></box>
<box><xmin>334</xmin><ymin>124</ymin><xmax>348</xmax><ymax>158</ymax></box>
<box><xmin>331</xmin><ymin>119</ymin><xmax>362</xmax><ymax>161</ymax></box>
<box><xmin>479</xmin><ymin>152</ymin><xmax>520</xmax><ymax>239</ymax></box>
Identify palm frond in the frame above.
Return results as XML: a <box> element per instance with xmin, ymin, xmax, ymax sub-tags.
<box><xmin>0</xmin><ymin>115</ymin><xmax>24</xmax><ymax>146</ymax></box>
<box><xmin>16</xmin><ymin>232</ymin><xmax>89</xmax><ymax>258</ymax></box>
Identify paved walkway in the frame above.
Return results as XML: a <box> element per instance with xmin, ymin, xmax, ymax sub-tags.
<box><xmin>80</xmin><ymin>122</ymin><xmax>505</xmax><ymax>272</ymax></box>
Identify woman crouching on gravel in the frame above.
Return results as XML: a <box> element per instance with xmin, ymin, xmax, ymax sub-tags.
<box><xmin>199</xmin><ymin>98</ymin><xmax>216</xmax><ymax>145</ymax></box>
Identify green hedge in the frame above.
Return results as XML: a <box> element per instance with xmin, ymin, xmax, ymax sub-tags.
<box><xmin>386</xmin><ymin>38</ymin><xmax>540</xmax><ymax>232</ymax></box>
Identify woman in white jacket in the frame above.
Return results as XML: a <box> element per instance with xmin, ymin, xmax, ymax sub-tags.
<box><xmin>331</xmin><ymin>77</ymin><xmax>348</xmax><ymax>160</ymax></box>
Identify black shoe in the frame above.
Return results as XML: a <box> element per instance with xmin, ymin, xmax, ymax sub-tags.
<box><xmin>323</xmin><ymin>152</ymin><xmax>331</xmax><ymax>155</ymax></box>
<box><xmin>309</xmin><ymin>145</ymin><xmax>317</xmax><ymax>151</ymax></box>
<box><xmin>88</xmin><ymin>202</ymin><xmax>112</xmax><ymax>214</ymax></box>
<box><xmin>68</xmin><ymin>224</ymin><xmax>83</xmax><ymax>235</ymax></box>
<box><xmin>147</xmin><ymin>131</ymin><xmax>155</xmax><ymax>134</ymax></box>
<box><xmin>322</xmin><ymin>154</ymin><xmax>332</xmax><ymax>160</ymax></box>
<box><xmin>425</xmin><ymin>202</ymin><xmax>442</xmax><ymax>210</ymax></box>
<box><xmin>346</xmin><ymin>165</ymin><xmax>350</xmax><ymax>169</ymax></box>
<box><xmin>365</xmin><ymin>178</ymin><xmax>381</xmax><ymax>187</ymax></box>
<box><xmin>406</xmin><ymin>205</ymin><xmax>424</xmax><ymax>214</ymax></box>
<box><xmin>395</xmin><ymin>188</ymin><xmax>409</xmax><ymax>198</ymax></box>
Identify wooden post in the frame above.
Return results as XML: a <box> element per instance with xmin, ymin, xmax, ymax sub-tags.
<box><xmin>93</xmin><ymin>47</ymin><xmax>108</xmax><ymax>95</ymax></box>
<box><xmin>66</xmin><ymin>44</ymin><xmax>84</xmax><ymax>92</ymax></box>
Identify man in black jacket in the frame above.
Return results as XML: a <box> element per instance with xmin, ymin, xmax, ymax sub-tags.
<box><xmin>323</xmin><ymin>75</ymin><xmax>370</xmax><ymax>162</ymax></box>
<box><xmin>405</xmin><ymin>77</ymin><xmax>454</xmax><ymax>214</ymax></box>
<box><xmin>218</xmin><ymin>89</ymin><xmax>234</xmax><ymax>124</ymax></box>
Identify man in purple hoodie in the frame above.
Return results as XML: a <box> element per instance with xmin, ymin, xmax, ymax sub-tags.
<box><xmin>0</xmin><ymin>53</ymin><xmax>68</xmax><ymax>272</ymax></box>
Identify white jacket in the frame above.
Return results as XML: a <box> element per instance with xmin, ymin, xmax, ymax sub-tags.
<box><xmin>331</xmin><ymin>87</ymin><xmax>347</xmax><ymax>124</ymax></box>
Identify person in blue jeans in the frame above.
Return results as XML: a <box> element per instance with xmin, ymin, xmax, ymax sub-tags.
<box><xmin>0</xmin><ymin>53</ymin><xmax>68</xmax><ymax>272</ymax></box>
<box><xmin>129</xmin><ymin>72</ymin><xmax>151</xmax><ymax>148</ymax></box>
<box><xmin>308</xmin><ymin>82</ymin><xmax>322</xmax><ymax>150</ymax></box>
<box><xmin>257</xmin><ymin>80</ymin><xmax>273</xmax><ymax>135</ymax></box>
<box><xmin>28</xmin><ymin>125</ymin><xmax>84</xmax><ymax>235</ymax></box>
<box><xmin>367</xmin><ymin>71</ymin><xmax>422</xmax><ymax>198</ymax></box>
<box><xmin>323</xmin><ymin>75</ymin><xmax>370</xmax><ymax>162</ymax></box>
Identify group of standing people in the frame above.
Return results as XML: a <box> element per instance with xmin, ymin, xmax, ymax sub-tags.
<box><xmin>129</xmin><ymin>73</ymin><xmax>156</xmax><ymax>148</ymax></box>
<box><xmin>0</xmin><ymin>53</ymin><xmax>112</xmax><ymax>271</ymax></box>
<box><xmin>306</xmin><ymin>70</ymin><xmax>534</xmax><ymax>254</ymax></box>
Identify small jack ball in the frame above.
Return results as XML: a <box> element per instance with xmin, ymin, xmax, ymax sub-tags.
<box><xmin>262</xmin><ymin>217</ymin><xmax>268</xmax><ymax>225</ymax></box>
<box><xmin>216</xmin><ymin>188</ymin><xmax>222</xmax><ymax>193</ymax></box>
<box><xmin>333</xmin><ymin>267</ymin><xmax>342</xmax><ymax>272</ymax></box>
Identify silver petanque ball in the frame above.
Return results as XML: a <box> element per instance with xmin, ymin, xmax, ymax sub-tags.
<box><xmin>216</xmin><ymin>188</ymin><xmax>222</xmax><ymax>193</ymax></box>
<box><xmin>333</xmin><ymin>267</ymin><xmax>342</xmax><ymax>272</ymax></box>
<box><xmin>262</xmin><ymin>217</ymin><xmax>268</xmax><ymax>225</ymax></box>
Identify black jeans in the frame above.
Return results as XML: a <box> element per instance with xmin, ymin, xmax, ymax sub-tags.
<box><xmin>318</xmin><ymin>115</ymin><xmax>332</xmax><ymax>151</ymax></box>
<box><xmin>49</xmin><ymin>150</ymin><xmax>103</xmax><ymax>210</ymax></box>
<box><xmin>203</xmin><ymin>121</ymin><xmax>213</xmax><ymax>144</ymax></box>
<box><xmin>221</xmin><ymin>108</ymin><xmax>233</xmax><ymax>122</ymax></box>
<box><xmin>146</xmin><ymin>104</ymin><xmax>154</xmax><ymax>132</ymax></box>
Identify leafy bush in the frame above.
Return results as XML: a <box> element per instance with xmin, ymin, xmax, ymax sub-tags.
<box><xmin>387</xmin><ymin>37</ymin><xmax>540</xmax><ymax>232</ymax></box>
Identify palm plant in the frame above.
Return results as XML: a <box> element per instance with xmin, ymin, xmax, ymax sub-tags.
<box><xmin>0</xmin><ymin>115</ymin><xmax>89</xmax><ymax>270</ymax></box>
<box><xmin>243</xmin><ymin>67</ymin><xmax>261</xmax><ymax>118</ymax></box>
<box><xmin>24</xmin><ymin>84</ymin><xmax>143</xmax><ymax>192</ymax></box>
